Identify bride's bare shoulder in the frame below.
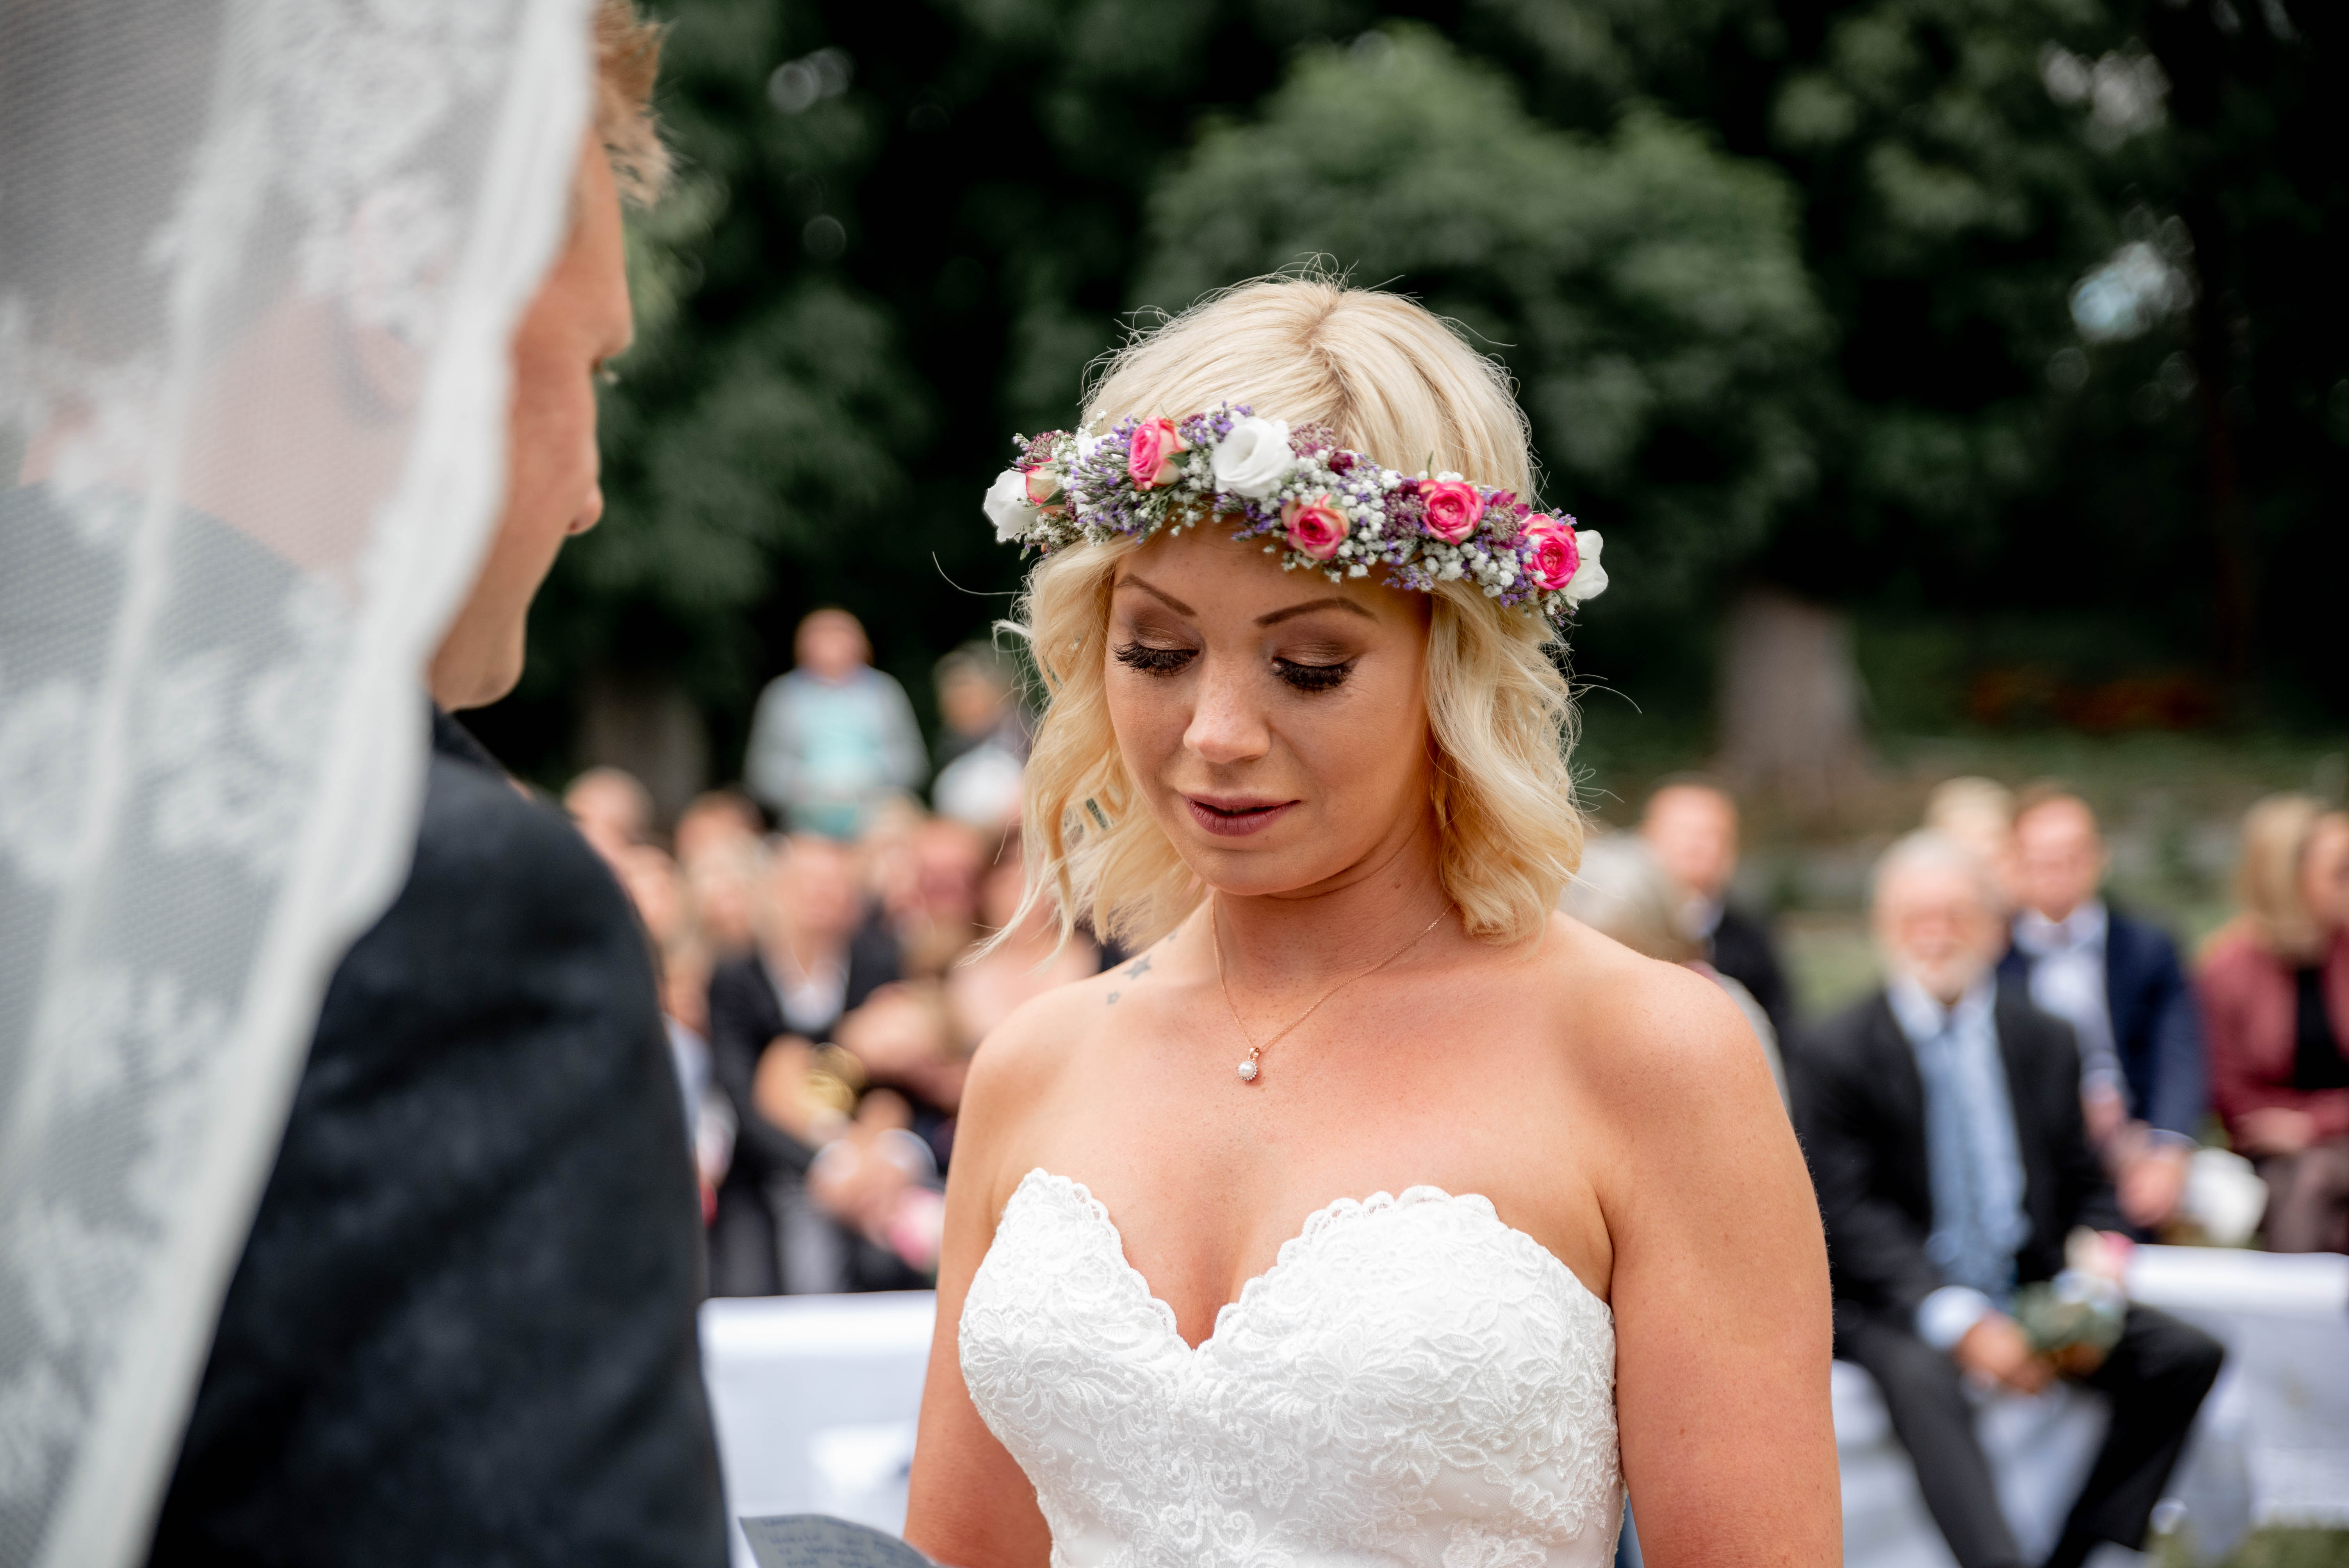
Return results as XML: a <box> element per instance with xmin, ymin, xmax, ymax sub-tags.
<box><xmin>964</xmin><ymin>962</ymin><xmax>1111</xmax><ymax>1085</ymax></box>
<box><xmin>1527</xmin><ymin>911</ymin><xmax>1781</xmax><ymax>1123</ymax></box>
<box><xmin>955</xmin><ymin>941</ymin><xmax>1158</xmax><ymax>1139</ymax></box>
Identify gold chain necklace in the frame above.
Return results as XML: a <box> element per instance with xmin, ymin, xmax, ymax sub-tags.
<box><xmin>1212</xmin><ymin>897</ymin><xmax>1448</xmax><ymax>1085</ymax></box>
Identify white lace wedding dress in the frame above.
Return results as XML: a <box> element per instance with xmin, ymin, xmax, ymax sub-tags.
<box><xmin>960</xmin><ymin>1169</ymin><xmax>1622</xmax><ymax>1568</ymax></box>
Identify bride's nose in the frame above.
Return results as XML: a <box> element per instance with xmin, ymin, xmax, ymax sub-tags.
<box><xmin>1183</xmin><ymin>653</ymin><xmax>1272</xmax><ymax>766</ymax></box>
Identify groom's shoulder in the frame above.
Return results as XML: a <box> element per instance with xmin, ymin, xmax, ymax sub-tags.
<box><xmin>408</xmin><ymin>714</ymin><xmax>616</xmax><ymax>909</ymax></box>
<box><xmin>322</xmin><ymin>715</ymin><xmax>648</xmax><ymax>1048</ymax></box>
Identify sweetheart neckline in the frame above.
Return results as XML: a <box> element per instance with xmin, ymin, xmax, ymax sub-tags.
<box><xmin>1009</xmin><ymin>1166</ymin><xmax>1611</xmax><ymax>1355</ymax></box>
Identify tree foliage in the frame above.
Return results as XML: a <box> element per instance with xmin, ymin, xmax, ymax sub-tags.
<box><xmin>472</xmin><ymin>0</ymin><xmax>2345</xmax><ymax>782</ymax></box>
<box><xmin>1135</xmin><ymin>28</ymin><xmax>1827</xmax><ymax>608</ymax></box>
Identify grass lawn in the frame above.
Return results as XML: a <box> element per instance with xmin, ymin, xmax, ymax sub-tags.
<box><xmin>2155</xmin><ymin>1528</ymin><xmax>2349</xmax><ymax>1568</ymax></box>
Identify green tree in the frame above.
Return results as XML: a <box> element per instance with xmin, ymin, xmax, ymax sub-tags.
<box><xmin>474</xmin><ymin>0</ymin><xmax>2343</xmax><ymax>790</ymax></box>
<box><xmin>1467</xmin><ymin>0</ymin><xmax>2342</xmax><ymax>708</ymax></box>
<box><xmin>1135</xmin><ymin>27</ymin><xmax>1829</xmax><ymax>613</ymax></box>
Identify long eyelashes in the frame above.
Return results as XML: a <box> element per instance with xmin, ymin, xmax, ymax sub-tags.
<box><xmin>1274</xmin><ymin>658</ymin><xmax>1353</xmax><ymax>693</ymax></box>
<box><xmin>1114</xmin><ymin>641</ymin><xmax>1196</xmax><ymax>676</ymax></box>
<box><xmin>1113</xmin><ymin>641</ymin><xmax>1355</xmax><ymax>693</ymax></box>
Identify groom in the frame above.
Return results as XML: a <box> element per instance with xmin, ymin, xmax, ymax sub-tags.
<box><xmin>146</xmin><ymin>5</ymin><xmax>729</xmax><ymax>1564</ymax></box>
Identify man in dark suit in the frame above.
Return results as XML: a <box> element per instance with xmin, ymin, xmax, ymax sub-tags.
<box><xmin>1640</xmin><ymin>778</ymin><xmax>1794</xmax><ymax>1041</ymax></box>
<box><xmin>2000</xmin><ymin>789</ymin><xmax>2205</xmax><ymax>1231</ymax></box>
<box><xmin>148</xmin><ymin>8</ymin><xmax>729</xmax><ymax>1563</ymax></box>
<box><xmin>1796</xmin><ymin>832</ymin><xmax>2221</xmax><ymax>1568</ymax></box>
<box><xmin>705</xmin><ymin>834</ymin><xmax>901</xmax><ymax>1296</ymax></box>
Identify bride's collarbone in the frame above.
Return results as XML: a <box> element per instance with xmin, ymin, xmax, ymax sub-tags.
<box><xmin>1067</xmin><ymin>995</ymin><xmax>1576</xmax><ymax>1116</ymax></box>
<box><xmin>982</xmin><ymin>933</ymin><xmax>1621</xmax><ymax>1301</ymax></box>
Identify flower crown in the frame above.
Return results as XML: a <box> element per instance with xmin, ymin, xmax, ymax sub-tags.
<box><xmin>982</xmin><ymin>404</ymin><xmax>1606</xmax><ymax>627</ymax></box>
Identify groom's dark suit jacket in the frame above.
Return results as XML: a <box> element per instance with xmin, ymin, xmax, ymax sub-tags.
<box><xmin>1793</xmin><ymin>982</ymin><xmax>2124</xmax><ymax>1333</ymax></box>
<box><xmin>148</xmin><ymin>711</ymin><xmax>727</xmax><ymax>1567</ymax></box>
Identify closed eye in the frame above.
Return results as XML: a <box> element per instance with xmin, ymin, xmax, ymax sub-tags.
<box><xmin>1114</xmin><ymin>641</ymin><xmax>1196</xmax><ymax>677</ymax></box>
<box><xmin>1273</xmin><ymin>657</ymin><xmax>1353</xmax><ymax>693</ymax></box>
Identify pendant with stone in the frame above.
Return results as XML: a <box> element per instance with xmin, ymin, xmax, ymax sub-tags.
<box><xmin>1236</xmin><ymin>1056</ymin><xmax>1260</xmax><ymax>1083</ymax></box>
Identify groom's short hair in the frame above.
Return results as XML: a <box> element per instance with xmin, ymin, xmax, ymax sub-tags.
<box><xmin>594</xmin><ymin>0</ymin><xmax>670</xmax><ymax>206</ymax></box>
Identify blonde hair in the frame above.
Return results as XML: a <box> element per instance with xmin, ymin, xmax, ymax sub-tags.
<box><xmin>1011</xmin><ymin>278</ymin><xmax>1584</xmax><ymax>950</ymax></box>
<box><xmin>593</xmin><ymin>0</ymin><xmax>670</xmax><ymax>206</ymax></box>
<box><xmin>2233</xmin><ymin>793</ymin><xmax>2345</xmax><ymax>959</ymax></box>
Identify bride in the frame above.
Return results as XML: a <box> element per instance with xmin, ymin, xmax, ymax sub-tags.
<box><xmin>904</xmin><ymin>279</ymin><xmax>1837</xmax><ymax>1568</ymax></box>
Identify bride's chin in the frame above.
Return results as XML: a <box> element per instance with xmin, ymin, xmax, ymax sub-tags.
<box><xmin>1169</xmin><ymin>837</ymin><xmax>1350</xmax><ymax>902</ymax></box>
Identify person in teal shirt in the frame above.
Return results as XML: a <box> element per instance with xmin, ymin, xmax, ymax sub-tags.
<box><xmin>745</xmin><ymin>608</ymin><xmax>927</xmax><ymax>838</ymax></box>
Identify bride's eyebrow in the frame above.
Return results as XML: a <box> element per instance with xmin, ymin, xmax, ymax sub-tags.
<box><xmin>1257</xmin><ymin>597</ymin><xmax>1374</xmax><ymax>627</ymax></box>
<box><xmin>1118</xmin><ymin>575</ymin><xmax>1196</xmax><ymax>616</ymax></box>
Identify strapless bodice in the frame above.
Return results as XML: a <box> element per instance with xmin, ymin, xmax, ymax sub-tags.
<box><xmin>959</xmin><ymin>1169</ymin><xmax>1622</xmax><ymax>1568</ymax></box>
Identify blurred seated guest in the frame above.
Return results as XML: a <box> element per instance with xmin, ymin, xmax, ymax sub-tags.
<box><xmin>932</xmin><ymin>641</ymin><xmax>1033</xmax><ymax>770</ymax></box>
<box><xmin>744</xmin><ymin>607</ymin><xmax>925</xmax><ymax>839</ymax></box>
<box><xmin>1925</xmin><ymin>775</ymin><xmax>2018</xmax><ymax>911</ymax></box>
<box><xmin>1797</xmin><ymin>832</ymin><xmax>2222</xmax><ymax>1568</ymax></box>
<box><xmin>806</xmin><ymin>1090</ymin><xmax>946</xmax><ymax>1288</ymax></box>
<box><xmin>617</xmin><ymin>843</ymin><xmax>711</xmax><ymax>1035</ymax></box>
<box><xmin>1565</xmin><ymin>834</ymin><xmax>1786</xmax><ymax>1105</ymax></box>
<box><xmin>885</xmin><ymin>816</ymin><xmax>988</xmax><ymax>978</ymax></box>
<box><xmin>1999</xmin><ymin>789</ymin><xmax>2205</xmax><ymax>1232</ymax></box>
<box><xmin>743</xmin><ymin>1001</ymin><xmax>954</xmax><ymax>1295</ymax></box>
<box><xmin>564</xmin><ymin>763</ymin><xmax>654</xmax><ymax>865</ymax></box>
<box><xmin>947</xmin><ymin>830</ymin><xmax>1100</xmax><ymax>1050</ymax></box>
<box><xmin>2201</xmin><ymin>795</ymin><xmax>2349</xmax><ymax>1254</ymax></box>
<box><xmin>675</xmin><ymin>786</ymin><xmax>765</xmax><ymax>866</ymax></box>
<box><xmin>933</xmin><ymin>739</ymin><xmax>1026</xmax><ymax>833</ymax></box>
<box><xmin>837</xmin><ymin>981</ymin><xmax>970</xmax><ymax>1171</ymax></box>
<box><xmin>683</xmin><ymin>835</ymin><xmax>765</xmax><ymax>958</ymax></box>
<box><xmin>704</xmin><ymin>833</ymin><xmax>900</xmax><ymax>1295</ymax></box>
<box><xmin>932</xmin><ymin>643</ymin><xmax>1032</xmax><ymax>833</ymax></box>
<box><xmin>1639</xmin><ymin>778</ymin><xmax>1793</xmax><ymax>1042</ymax></box>
<box><xmin>852</xmin><ymin>793</ymin><xmax>931</xmax><ymax>919</ymax></box>
<box><xmin>611</xmin><ymin>844</ymin><xmax>733</xmax><ymax>1222</ymax></box>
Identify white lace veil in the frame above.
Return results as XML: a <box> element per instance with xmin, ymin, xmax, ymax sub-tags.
<box><xmin>0</xmin><ymin>2</ymin><xmax>592</xmax><ymax>1563</ymax></box>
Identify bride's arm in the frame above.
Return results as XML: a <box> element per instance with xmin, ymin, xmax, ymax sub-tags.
<box><xmin>903</xmin><ymin>1014</ymin><xmax>1059</xmax><ymax>1568</ymax></box>
<box><xmin>1591</xmin><ymin>961</ymin><xmax>1840</xmax><ymax>1566</ymax></box>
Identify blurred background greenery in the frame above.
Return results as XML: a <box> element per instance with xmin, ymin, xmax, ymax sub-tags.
<box><xmin>469</xmin><ymin>0</ymin><xmax>2345</xmax><ymax>981</ymax></box>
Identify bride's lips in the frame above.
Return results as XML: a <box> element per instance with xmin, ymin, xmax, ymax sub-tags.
<box><xmin>1183</xmin><ymin>794</ymin><xmax>1298</xmax><ymax>838</ymax></box>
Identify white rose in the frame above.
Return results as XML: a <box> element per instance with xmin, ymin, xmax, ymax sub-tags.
<box><xmin>1210</xmin><ymin>415</ymin><xmax>1294</xmax><ymax>500</ymax></box>
<box><xmin>1562</xmin><ymin>530</ymin><xmax>1608</xmax><ymax>604</ymax></box>
<box><xmin>983</xmin><ymin>469</ymin><xmax>1035</xmax><ymax>543</ymax></box>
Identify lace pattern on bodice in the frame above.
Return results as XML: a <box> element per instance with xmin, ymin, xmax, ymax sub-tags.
<box><xmin>960</xmin><ymin>1169</ymin><xmax>1622</xmax><ymax>1568</ymax></box>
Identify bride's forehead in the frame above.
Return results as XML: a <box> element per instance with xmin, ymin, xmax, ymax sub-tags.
<box><xmin>1118</xmin><ymin>525</ymin><xmax>1410</xmax><ymax>621</ymax></box>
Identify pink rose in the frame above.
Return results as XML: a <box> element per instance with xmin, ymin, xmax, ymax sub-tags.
<box><xmin>1520</xmin><ymin>515</ymin><xmax>1581</xmax><ymax>591</ymax></box>
<box><xmin>1281</xmin><ymin>495</ymin><xmax>1349</xmax><ymax>560</ymax></box>
<box><xmin>1023</xmin><ymin>466</ymin><xmax>1060</xmax><ymax>505</ymax></box>
<box><xmin>1126</xmin><ymin>418</ymin><xmax>1189</xmax><ymax>490</ymax></box>
<box><xmin>1420</xmin><ymin>480</ymin><xmax>1486</xmax><ymax>544</ymax></box>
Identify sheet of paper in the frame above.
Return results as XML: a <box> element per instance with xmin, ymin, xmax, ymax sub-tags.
<box><xmin>739</xmin><ymin>1514</ymin><xmax>932</xmax><ymax>1568</ymax></box>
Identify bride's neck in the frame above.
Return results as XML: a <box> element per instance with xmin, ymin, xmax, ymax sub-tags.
<box><xmin>1207</xmin><ymin>808</ymin><xmax>1451</xmax><ymax>990</ymax></box>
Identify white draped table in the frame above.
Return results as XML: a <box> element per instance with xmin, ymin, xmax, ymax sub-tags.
<box><xmin>699</xmin><ymin>1247</ymin><xmax>2349</xmax><ymax>1567</ymax></box>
